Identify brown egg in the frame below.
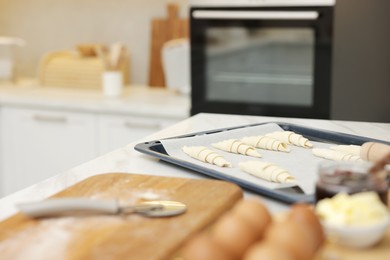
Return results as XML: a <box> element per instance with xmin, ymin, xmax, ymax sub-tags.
<box><xmin>265</xmin><ymin>219</ymin><xmax>313</xmax><ymax>260</ymax></box>
<box><xmin>243</xmin><ymin>241</ymin><xmax>295</xmax><ymax>260</ymax></box>
<box><xmin>289</xmin><ymin>203</ymin><xmax>325</xmax><ymax>252</ymax></box>
<box><xmin>231</xmin><ymin>198</ymin><xmax>272</xmax><ymax>239</ymax></box>
<box><xmin>180</xmin><ymin>233</ymin><xmax>235</xmax><ymax>260</ymax></box>
<box><xmin>211</xmin><ymin>212</ymin><xmax>259</xmax><ymax>258</ymax></box>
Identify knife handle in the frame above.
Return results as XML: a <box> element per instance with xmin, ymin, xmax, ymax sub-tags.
<box><xmin>17</xmin><ymin>198</ymin><xmax>119</xmax><ymax>218</ymax></box>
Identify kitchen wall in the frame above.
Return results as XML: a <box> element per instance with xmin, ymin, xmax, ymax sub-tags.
<box><xmin>0</xmin><ymin>0</ymin><xmax>189</xmax><ymax>85</ymax></box>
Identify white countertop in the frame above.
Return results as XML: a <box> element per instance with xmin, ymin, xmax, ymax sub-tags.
<box><xmin>0</xmin><ymin>112</ymin><xmax>389</xmax><ymax>221</ymax></box>
<box><xmin>0</xmin><ymin>80</ymin><xmax>190</xmax><ymax>119</ymax></box>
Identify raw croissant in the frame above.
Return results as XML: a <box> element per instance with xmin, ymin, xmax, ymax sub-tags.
<box><xmin>266</xmin><ymin>131</ymin><xmax>313</xmax><ymax>148</ymax></box>
<box><xmin>212</xmin><ymin>139</ymin><xmax>262</xmax><ymax>158</ymax></box>
<box><xmin>312</xmin><ymin>148</ymin><xmax>363</xmax><ymax>162</ymax></box>
<box><xmin>239</xmin><ymin>161</ymin><xmax>296</xmax><ymax>183</ymax></box>
<box><xmin>241</xmin><ymin>135</ymin><xmax>289</xmax><ymax>152</ymax></box>
<box><xmin>182</xmin><ymin>146</ymin><xmax>232</xmax><ymax>167</ymax></box>
<box><xmin>329</xmin><ymin>144</ymin><xmax>361</xmax><ymax>156</ymax></box>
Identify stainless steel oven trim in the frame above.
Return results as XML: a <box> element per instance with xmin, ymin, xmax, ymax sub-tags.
<box><xmin>193</xmin><ymin>10</ymin><xmax>319</xmax><ymax>20</ymax></box>
<box><xmin>190</xmin><ymin>0</ymin><xmax>335</xmax><ymax>7</ymax></box>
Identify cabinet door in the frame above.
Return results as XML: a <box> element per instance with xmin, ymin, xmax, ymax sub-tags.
<box><xmin>0</xmin><ymin>107</ymin><xmax>98</xmax><ymax>196</ymax></box>
<box><xmin>97</xmin><ymin>114</ymin><xmax>177</xmax><ymax>155</ymax></box>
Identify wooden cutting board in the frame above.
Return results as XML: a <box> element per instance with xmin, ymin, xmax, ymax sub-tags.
<box><xmin>148</xmin><ymin>3</ymin><xmax>189</xmax><ymax>88</ymax></box>
<box><xmin>0</xmin><ymin>173</ymin><xmax>243</xmax><ymax>260</ymax></box>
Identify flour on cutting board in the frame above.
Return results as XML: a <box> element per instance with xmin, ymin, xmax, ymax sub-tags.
<box><xmin>0</xmin><ymin>218</ymin><xmax>74</xmax><ymax>260</ymax></box>
<box><xmin>0</xmin><ymin>216</ymin><xmax>127</xmax><ymax>259</ymax></box>
<box><xmin>89</xmin><ymin>188</ymin><xmax>172</xmax><ymax>203</ymax></box>
<box><xmin>160</xmin><ymin>123</ymin><xmax>332</xmax><ymax>195</ymax></box>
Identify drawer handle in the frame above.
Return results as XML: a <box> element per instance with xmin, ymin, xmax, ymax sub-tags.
<box><xmin>124</xmin><ymin>121</ymin><xmax>161</xmax><ymax>129</ymax></box>
<box><xmin>33</xmin><ymin>114</ymin><xmax>68</xmax><ymax>123</ymax></box>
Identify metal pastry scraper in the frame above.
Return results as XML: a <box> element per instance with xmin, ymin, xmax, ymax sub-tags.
<box><xmin>17</xmin><ymin>198</ymin><xmax>187</xmax><ymax>218</ymax></box>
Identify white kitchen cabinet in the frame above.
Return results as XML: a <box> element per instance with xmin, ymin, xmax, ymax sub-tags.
<box><xmin>97</xmin><ymin>114</ymin><xmax>177</xmax><ymax>155</ymax></box>
<box><xmin>0</xmin><ymin>107</ymin><xmax>98</xmax><ymax>196</ymax></box>
<box><xmin>0</xmin><ymin>84</ymin><xmax>189</xmax><ymax>197</ymax></box>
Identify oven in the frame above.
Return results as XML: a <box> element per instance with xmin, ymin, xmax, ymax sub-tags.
<box><xmin>190</xmin><ymin>0</ymin><xmax>334</xmax><ymax>119</ymax></box>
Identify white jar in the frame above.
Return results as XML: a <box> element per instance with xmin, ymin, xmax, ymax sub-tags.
<box><xmin>0</xmin><ymin>37</ymin><xmax>25</xmax><ymax>82</ymax></box>
<box><xmin>102</xmin><ymin>71</ymin><xmax>123</xmax><ymax>97</ymax></box>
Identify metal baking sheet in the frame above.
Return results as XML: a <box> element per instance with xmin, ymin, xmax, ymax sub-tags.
<box><xmin>134</xmin><ymin>122</ymin><xmax>390</xmax><ymax>204</ymax></box>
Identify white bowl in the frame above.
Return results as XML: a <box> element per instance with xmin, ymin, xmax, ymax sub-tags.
<box><xmin>322</xmin><ymin>215</ymin><xmax>390</xmax><ymax>249</ymax></box>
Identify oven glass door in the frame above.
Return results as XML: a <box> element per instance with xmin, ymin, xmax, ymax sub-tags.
<box><xmin>191</xmin><ymin>8</ymin><xmax>333</xmax><ymax>118</ymax></box>
<box><xmin>207</xmin><ymin>26</ymin><xmax>314</xmax><ymax>106</ymax></box>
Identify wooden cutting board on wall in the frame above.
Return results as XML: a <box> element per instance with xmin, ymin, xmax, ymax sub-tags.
<box><xmin>148</xmin><ymin>3</ymin><xmax>189</xmax><ymax>88</ymax></box>
<box><xmin>0</xmin><ymin>173</ymin><xmax>242</xmax><ymax>259</ymax></box>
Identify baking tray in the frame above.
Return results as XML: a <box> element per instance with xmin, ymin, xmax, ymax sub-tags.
<box><xmin>134</xmin><ymin>122</ymin><xmax>390</xmax><ymax>204</ymax></box>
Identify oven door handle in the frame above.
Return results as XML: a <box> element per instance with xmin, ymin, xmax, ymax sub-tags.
<box><xmin>192</xmin><ymin>10</ymin><xmax>319</xmax><ymax>20</ymax></box>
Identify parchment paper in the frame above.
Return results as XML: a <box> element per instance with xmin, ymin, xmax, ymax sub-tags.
<box><xmin>160</xmin><ymin>123</ymin><xmax>332</xmax><ymax>195</ymax></box>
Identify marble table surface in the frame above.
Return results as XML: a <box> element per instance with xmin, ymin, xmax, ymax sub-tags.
<box><xmin>0</xmin><ymin>113</ymin><xmax>389</xmax><ymax>221</ymax></box>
